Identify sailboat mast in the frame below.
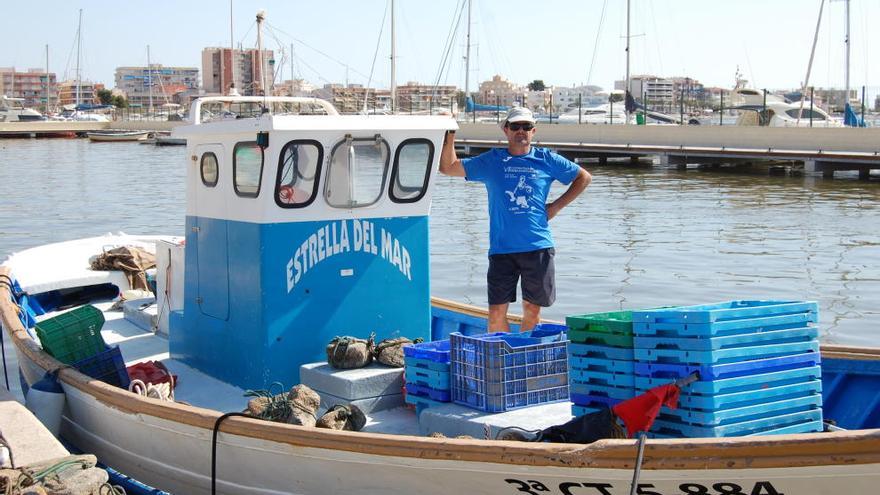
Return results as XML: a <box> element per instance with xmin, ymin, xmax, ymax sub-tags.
<box><xmin>147</xmin><ymin>45</ymin><xmax>153</xmax><ymax>115</ymax></box>
<box><xmin>256</xmin><ymin>10</ymin><xmax>268</xmax><ymax>100</ymax></box>
<box><xmin>45</xmin><ymin>44</ymin><xmax>49</xmax><ymax>114</ymax></box>
<box><xmin>75</xmin><ymin>9</ymin><xmax>82</xmax><ymax>107</ymax></box>
<box><xmin>464</xmin><ymin>0</ymin><xmax>471</xmax><ymax>110</ymax></box>
<box><xmin>390</xmin><ymin>0</ymin><xmax>397</xmax><ymax>113</ymax></box>
<box><xmin>796</xmin><ymin>0</ymin><xmax>825</xmax><ymax>127</ymax></box>
<box><xmin>229</xmin><ymin>0</ymin><xmax>237</xmax><ymax>95</ymax></box>
<box><xmin>844</xmin><ymin>0</ymin><xmax>850</xmax><ymax>101</ymax></box>
<box><xmin>624</xmin><ymin>0</ymin><xmax>631</xmax><ymax>124</ymax></box>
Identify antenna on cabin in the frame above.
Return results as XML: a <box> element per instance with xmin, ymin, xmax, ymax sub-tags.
<box><xmin>256</xmin><ymin>10</ymin><xmax>268</xmax><ymax>112</ymax></box>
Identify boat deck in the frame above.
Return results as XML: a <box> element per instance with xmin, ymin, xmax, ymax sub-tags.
<box><xmin>39</xmin><ymin>301</ymin><xmax>422</xmax><ymax>435</ymax></box>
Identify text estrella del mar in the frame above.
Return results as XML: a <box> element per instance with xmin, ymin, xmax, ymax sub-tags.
<box><xmin>285</xmin><ymin>219</ymin><xmax>412</xmax><ymax>292</ymax></box>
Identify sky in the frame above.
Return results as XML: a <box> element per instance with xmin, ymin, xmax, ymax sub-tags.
<box><xmin>2</xmin><ymin>0</ymin><xmax>878</xmax><ymax>100</ymax></box>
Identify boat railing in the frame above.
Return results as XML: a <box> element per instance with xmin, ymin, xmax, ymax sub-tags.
<box><xmin>188</xmin><ymin>96</ymin><xmax>339</xmax><ymax>125</ymax></box>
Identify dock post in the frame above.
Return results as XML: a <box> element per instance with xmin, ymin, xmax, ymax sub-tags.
<box><xmin>859</xmin><ymin>168</ymin><xmax>870</xmax><ymax>180</ymax></box>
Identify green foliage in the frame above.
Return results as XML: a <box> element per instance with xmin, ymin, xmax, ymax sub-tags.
<box><xmin>528</xmin><ymin>80</ymin><xmax>546</xmax><ymax>92</ymax></box>
<box><xmin>111</xmin><ymin>95</ymin><xmax>128</xmax><ymax>108</ymax></box>
<box><xmin>96</xmin><ymin>89</ymin><xmax>113</xmax><ymax>105</ymax></box>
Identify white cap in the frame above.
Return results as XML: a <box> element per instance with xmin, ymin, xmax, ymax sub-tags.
<box><xmin>501</xmin><ymin>107</ymin><xmax>536</xmax><ymax>128</ymax></box>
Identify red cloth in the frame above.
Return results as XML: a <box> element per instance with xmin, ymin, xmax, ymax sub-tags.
<box><xmin>126</xmin><ymin>361</ymin><xmax>178</xmax><ymax>389</ymax></box>
<box><xmin>612</xmin><ymin>383</ymin><xmax>680</xmax><ymax>437</ymax></box>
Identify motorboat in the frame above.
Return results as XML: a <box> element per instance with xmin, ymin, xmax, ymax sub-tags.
<box><xmin>0</xmin><ymin>95</ymin><xmax>46</xmax><ymax>122</ymax></box>
<box><xmin>86</xmin><ymin>130</ymin><xmax>151</xmax><ymax>142</ymax></box>
<box><xmin>3</xmin><ymin>95</ymin><xmax>880</xmax><ymax>495</ymax></box>
<box><xmin>556</xmin><ymin>103</ymin><xmax>632</xmax><ymax>125</ymax></box>
<box><xmin>731</xmin><ymin>88</ymin><xmax>843</xmax><ymax>128</ymax></box>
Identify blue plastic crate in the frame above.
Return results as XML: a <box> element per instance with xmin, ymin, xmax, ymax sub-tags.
<box><xmin>569</xmin><ymin>343</ymin><xmax>635</xmax><ymax>361</ymax></box>
<box><xmin>634</xmin><ymin>341</ymin><xmax>819</xmax><ymax>365</ymax></box>
<box><xmin>405</xmin><ymin>366</ymin><xmax>450</xmax><ymax>390</ymax></box>
<box><xmin>570</xmin><ymin>368</ymin><xmax>636</xmax><ymax>387</ymax></box>
<box><xmin>405</xmin><ymin>393</ymin><xmax>445</xmax><ymax>416</ymax></box>
<box><xmin>570</xmin><ymin>382</ymin><xmax>635</xmax><ymax>400</ymax></box>
<box><xmin>633</xmin><ymin>301</ymin><xmax>818</xmax><ymax>336</ymax></box>
<box><xmin>450</xmin><ymin>331</ymin><xmax>569</xmax><ymax>412</ymax></box>
<box><xmin>667</xmin><ymin>380</ymin><xmax>823</xmax><ymax>411</ymax></box>
<box><xmin>403</xmin><ymin>339</ymin><xmax>451</xmax><ymax>363</ymax></box>
<box><xmin>633</xmin><ymin>325</ymin><xmax>818</xmax><ymax>351</ymax></box>
<box><xmin>73</xmin><ymin>345</ymin><xmax>130</xmax><ymax>389</ymax></box>
<box><xmin>570</xmin><ymin>392</ymin><xmax>622</xmax><ymax>409</ymax></box>
<box><xmin>569</xmin><ymin>356</ymin><xmax>635</xmax><ymax>374</ymax></box>
<box><xmin>633</xmin><ymin>352</ymin><xmax>821</xmax><ymax>380</ymax></box>
<box><xmin>651</xmin><ymin>409</ymin><xmax>823</xmax><ymax>438</ymax></box>
<box><xmin>405</xmin><ymin>382</ymin><xmax>452</xmax><ymax>402</ymax></box>
<box><xmin>404</xmin><ymin>356</ymin><xmax>450</xmax><ymax>373</ymax></box>
<box><xmin>658</xmin><ymin>394</ymin><xmax>822</xmax><ymax>426</ymax></box>
<box><xmin>635</xmin><ymin>366</ymin><xmax>822</xmax><ymax>400</ymax></box>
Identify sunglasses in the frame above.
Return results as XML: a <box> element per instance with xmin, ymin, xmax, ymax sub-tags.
<box><xmin>506</xmin><ymin>122</ymin><xmax>535</xmax><ymax>131</ymax></box>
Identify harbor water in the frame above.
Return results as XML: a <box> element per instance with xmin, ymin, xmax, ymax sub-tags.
<box><xmin>1</xmin><ymin>137</ymin><xmax>878</xmax><ymax>346</ymax></box>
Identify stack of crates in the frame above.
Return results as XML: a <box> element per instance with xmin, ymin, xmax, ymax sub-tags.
<box><xmin>403</xmin><ymin>340</ymin><xmax>451</xmax><ymax>414</ymax></box>
<box><xmin>565</xmin><ymin>311</ymin><xmax>638</xmax><ymax>416</ymax></box>
<box><xmin>450</xmin><ymin>324</ymin><xmax>569</xmax><ymax>413</ymax></box>
<box><xmin>632</xmin><ymin>300</ymin><xmax>823</xmax><ymax>438</ymax></box>
<box><xmin>35</xmin><ymin>305</ymin><xmax>131</xmax><ymax>388</ymax></box>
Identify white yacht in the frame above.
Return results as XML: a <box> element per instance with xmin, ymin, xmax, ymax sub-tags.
<box><xmin>732</xmin><ymin>88</ymin><xmax>842</xmax><ymax>128</ymax></box>
<box><xmin>556</xmin><ymin>103</ymin><xmax>632</xmax><ymax>125</ymax></box>
<box><xmin>0</xmin><ymin>95</ymin><xmax>46</xmax><ymax>122</ymax></box>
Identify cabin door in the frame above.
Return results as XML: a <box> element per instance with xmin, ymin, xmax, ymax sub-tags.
<box><xmin>194</xmin><ymin>143</ymin><xmax>229</xmax><ymax>320</ymax></box>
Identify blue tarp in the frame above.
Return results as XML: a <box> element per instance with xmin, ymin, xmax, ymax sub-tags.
<box><xmin>465</xmin><ymin>97</ymin><xmax>508</xmax><ymax>113</ymax></box>
<box><xmin>843</xmin><ymin>103</ymin><xmax>866</xmax><ymax>127</ymax></box>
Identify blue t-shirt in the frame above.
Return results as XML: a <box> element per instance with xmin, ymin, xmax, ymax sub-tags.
<box><xmin>462</xmin><ymin>147</ymin><xmax>580</xmax><ymax>255</ymax></box>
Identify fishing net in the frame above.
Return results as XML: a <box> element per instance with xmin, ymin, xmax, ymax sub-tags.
<box><xmin>316</xmin><ymin>404</ymin><xmax>367</xmax><ymax>431</ymax></box>
<box><xmin>374</xmin><ymin>337</ymin><xmax>421</xmax><ymax>367</ymax></box>
<box><xmin>326</xmin><ymin>334</ymin><xmax>375</xmax><ymax>369</ymax></box>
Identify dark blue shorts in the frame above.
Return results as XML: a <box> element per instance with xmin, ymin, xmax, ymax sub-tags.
<box><xmin>487</xmin><ymin>248</ymin><xmax>556</xmax><ymax>307</ymax></box>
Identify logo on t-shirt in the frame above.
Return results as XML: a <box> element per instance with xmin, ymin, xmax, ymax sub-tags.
<box><xmin>504</xmin><ymin>174</ymin><xmax>534</xmax><ymax>212</ymax></box>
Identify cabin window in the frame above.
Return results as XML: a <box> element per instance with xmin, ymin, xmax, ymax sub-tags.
<box><xmin>275</xmin><ymin>140</ymin><xmax>323</xmax><ymax>208</ymax></box>
<box><xmin>390</xmin><ymin>138</ymin><xmax>433</xmax><ymax>203</ymax></box>
<box><xmin>785</xmin><ymin>108</ymin><xmax>826</xmax><ymax>120</ymax></box>
<box><xmin>200</xmin><ymin>152</ymin><xmax>219</xmax><ymax>187</ymax></box>
<box><xmin>233</xmin><ymin>142</ymin><xmax>264</xmax><ymax>197</ymax></box>
<box><xmin>325</xmin><ymin>135</ymin><xmax>390</xmax><ymax>208</ymax></box>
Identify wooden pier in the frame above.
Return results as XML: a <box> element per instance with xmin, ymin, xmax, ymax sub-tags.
<box><xmin>456</xmin><ymin>123</ymin><xmax>880</xmax><ymax>179</ymax></box>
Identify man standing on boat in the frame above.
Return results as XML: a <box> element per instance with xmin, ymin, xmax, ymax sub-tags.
<box><xmin>439</xmin><ymin>107</ymin><xmax>591</xmax><ymax>331</ymax></box>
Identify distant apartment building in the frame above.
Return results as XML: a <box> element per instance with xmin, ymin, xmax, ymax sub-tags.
<box><xmin>551</xmin><ymin>85</ymin><xmax>605</xmax><ymax>110</ymax></box>
<box><xmin>0</xmin><ymin>68</ymin><xmax>57</xmax><ymax>110</ymax></box>
<box><xmin>56</xmin><ymin>80</ymin><xmax>100</xmax><ymax>107</ymax></box>
<box><xmin>202</xmin><ymin>47</ymin><xmax>275</xmax><ymax>96</ymax></box>
<box><xmin>477</xmin><ymin>75</ymin><xmax>523</xmax><ymax>106</ymax></box>
<box><xmin>397</xmin><ymin>82</ymin><xmax>457</xmax><ymax>113</ymax></box>
<box><xmin>313</xmin><ymin>84</ymin><xmax>391</xmax><ymax>114</ymax></box>
<box><xmin>115</xmin><ymin>64</ymin><xmax>199</xmax><ymax>109</ymax></box>
<box><xmin>813</xmin><ymin>88</ymin><xmax>859</xmax><ymax>112</ymax></box>
<box><xmin>277</xmin><ymin>78</ymin><xmax>316</xmax><ymax>97</ymax></box>
<box><xmin>616</xmin><ymin>75</ymin><xmax>675</xmax><ymax>106</ymax></box>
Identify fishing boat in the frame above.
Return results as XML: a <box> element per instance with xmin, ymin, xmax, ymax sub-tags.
<box><xmin>2</xmin><ymin>92</ymin><xmax>880</xmax><ymax>495</ymax></box>
<box><xmin>86</xmin><ymin>130</ymin><xmax>152</xmax><ymax>142</ymax></box>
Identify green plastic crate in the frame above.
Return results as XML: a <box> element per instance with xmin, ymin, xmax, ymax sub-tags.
<box><xmin>567</xmin><ymin>328</ymin><xmax>634</xmax><ymax>347</ymax></box>
<box><xmin>35</xmin><ymin>305</ymin><xmax>107</xmax><ymax>365</ymax></box>
<box><xmin>566</xmin><ymin>311</ymin><xmax>634</xmax><ymax>335</ymax></box>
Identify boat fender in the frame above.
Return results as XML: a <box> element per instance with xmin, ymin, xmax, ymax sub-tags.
<box><xmin>25</xmin><ymin>370</ymin><xmax>66</xmax><ymax>437</ymax></box>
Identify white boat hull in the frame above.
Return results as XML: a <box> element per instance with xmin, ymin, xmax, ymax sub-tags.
<box><xmin>5</xmin><ymin>291</ymin><xmax>880</xmax><ymax>495</ymax></box>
